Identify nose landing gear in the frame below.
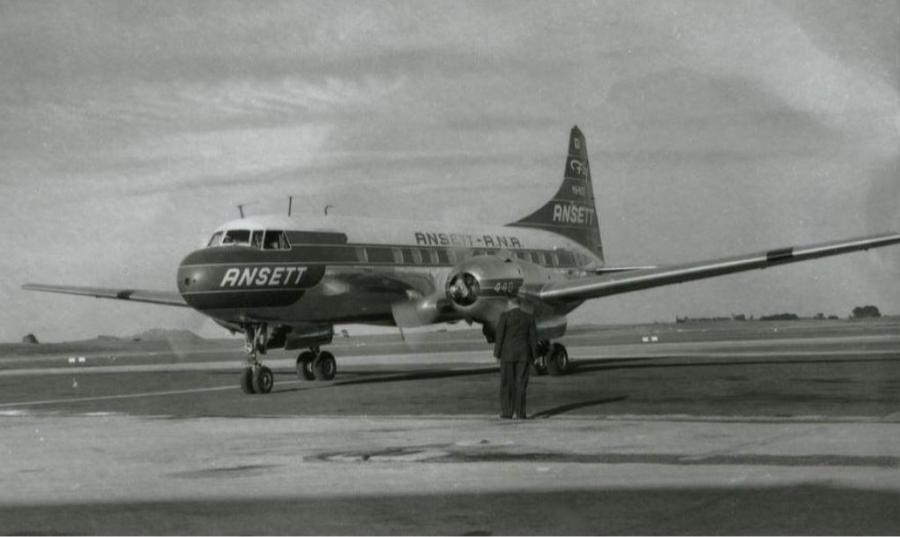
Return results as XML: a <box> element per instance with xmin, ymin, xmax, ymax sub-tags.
<box><xmin>240</xmin><ymin>324</ymin><xmax>274</xmax><ymax>394</ymax></box>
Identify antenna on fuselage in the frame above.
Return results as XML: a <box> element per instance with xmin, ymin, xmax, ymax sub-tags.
<box><xmin>235</xmin><ymin>202</ymin><xmax>258</xmax><ymax>219</ymax></box>
<box><xmin>324</xmin><ymin>204</ymin><xmax>334</xmax><ymax>215</ymax></box>
<box><xmin>288</xmin><ymin>196</ymin><xmax>293</xmax><ymax>217</ymax></box>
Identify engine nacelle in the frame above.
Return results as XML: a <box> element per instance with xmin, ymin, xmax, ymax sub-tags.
<box><xmin>445</xmin><ymin>253</ymin><xmax>552</xmax><ymax>327</ymax></box>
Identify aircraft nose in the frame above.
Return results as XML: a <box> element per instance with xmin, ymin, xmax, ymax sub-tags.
<box><xmin>177</xmin><ymin>252</ymin><xmax>209</xmax><ymax>296</ymax></box>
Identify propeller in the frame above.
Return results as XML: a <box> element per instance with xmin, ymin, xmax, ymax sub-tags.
<box><xmin>391</xmin><ymin>291</ymin><xmax>454</xmax><ymax>328</ymax></box>
<box><xmin>447</xmin><ymin>272</ymin><xmax>479</xmax><ymax>307</ymax></box>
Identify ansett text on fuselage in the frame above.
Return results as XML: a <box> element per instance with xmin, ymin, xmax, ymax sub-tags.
<box><xmin>220</xmin><ymin>266</ymin><xmax>308</xmax><ymax>288</ymax></box>
<box><xmin>414</xmin><ymin>231</ymin><xmax>523</xmax><ymax>248</ymax></box>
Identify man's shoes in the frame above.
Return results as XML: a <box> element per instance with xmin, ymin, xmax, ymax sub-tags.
<box><xmin>499</xmin><ymin>414</ymin><xmax>513</xmax><ymax>419</ymax></box>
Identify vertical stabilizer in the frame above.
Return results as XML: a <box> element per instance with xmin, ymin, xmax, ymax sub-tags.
<box><xmin>508</xmin><ymin>126</ymin><xmax>604</xmax><ymax>262</ymax></box>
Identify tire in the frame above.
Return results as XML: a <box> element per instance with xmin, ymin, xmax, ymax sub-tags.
<box><xmin>546</xmin><ymin>343</ymin><xmax>569</xmax><ymax>376</ymax></box>
<box><xmin>252</xmin><ymin>365</ymin><xmax>274</xmax><ymax>394</ymax></box>
<box><xmin>240</xmin><ymin>366</ymin><xmax>255</xmax><ymax>394</ymax></box>
<box><xmin>313</xmin><ymin>351</ymin><xmax>336</xmax><ymax>381</ymax></box>
<box><xmin>296</xmin><ymin>350</ymin><xmax>316</xmax><ymax>380</ymax></box>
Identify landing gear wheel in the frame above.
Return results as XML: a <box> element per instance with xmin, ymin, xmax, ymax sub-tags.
<box><xmin>252</xmin><ymin>365</ymin><xmax>274</xmax><ymax>394</ymax></box>
<box><xmin>296</xmin><ymin>350</ymin><xmax>317</xmax><ymax>380</ymax></box>
<box><xmin>302</xmin><ymin>361</ymin><xmax>316</xmax><ymax>381</ymax></box>
<box><xmin>240</xmin><ymin>366</ymin><xmax>255</xmax><ymax>394</ymax></box>
<box><xmin>313</xmin><ymin>351</ymin><xmax>336</xmax><ymax>381</ymax></box>
<box><xmin>546</xmin><ymin>343</ymin><xmax>569</xmax><ymax>376</ymax></box>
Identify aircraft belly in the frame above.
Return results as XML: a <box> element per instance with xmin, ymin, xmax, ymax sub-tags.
<box><xmin>196</xmin><ymin>291</ymin><xmax>401</xmax><ymax>325</ymax></box>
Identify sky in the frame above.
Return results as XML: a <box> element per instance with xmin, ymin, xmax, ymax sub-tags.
<box><xmin>1</xmin><ymin>0</ymin><xmax>898</xmax><ymax>342</ymax></box>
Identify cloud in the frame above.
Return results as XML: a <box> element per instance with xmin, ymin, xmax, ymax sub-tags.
<box><xmin>645</xmin><ymin>1</ymin><xmax>900</xmax><ymax>158</ymax></box>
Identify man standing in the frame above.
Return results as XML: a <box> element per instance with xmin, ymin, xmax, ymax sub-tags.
<box><xmin>493</xmin><ymin>297</ymin><xmax>538</xmax><ymax>419</ymax></box>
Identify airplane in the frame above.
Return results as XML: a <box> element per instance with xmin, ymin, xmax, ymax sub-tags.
<box><xmin>24</xmin><ymin>126</ymin><xmax>900</xmax><ymax>395</ymax></box>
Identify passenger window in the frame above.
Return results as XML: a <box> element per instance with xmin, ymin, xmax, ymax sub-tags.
<box><xmin>550</xmin><ymin>252</ymin><xmax>559</xmax><ymax>267</ymax></box>
<box><xmin>355</xmin><ymin>247</ymin><xmax>368</xmax><ymax>262</ymax></box>
<box><xmin>367</xmin><ymin>248</ymin><xmax>394</xmax><ymax>263</ymax></box>
<box><xmin>251</xmin><ymin>231</ymin><xmax>263</xmax><ymax>249</ymax></box>
<box><xmin>411</xmin><ymin>249</ymin><xmax>423</xmax><ymax>264</ymax></box>
<box><xmin>392</xmin><ymin>248</ymin><xmax>403</xmax><ymax>264</ymax></box>
<box><xmin>223</xmin><ymin>229</ymin><xmax>250</xmax><ymax>246</ymax></box>
<box><xmin>436</xmin><ymin>249</ymin><xmax>449</xmax><ymax>264</ymax></box>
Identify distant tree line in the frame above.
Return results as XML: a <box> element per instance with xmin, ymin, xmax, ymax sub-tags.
<box><xmin>851</xmin><ymin>305</ymin><xmax>881</xmax><ymax>319</ymax></box>
<box><xmin>676</xmin><ymin>305</ymin><xmax>882</xmax><ymax>323</ymax></box>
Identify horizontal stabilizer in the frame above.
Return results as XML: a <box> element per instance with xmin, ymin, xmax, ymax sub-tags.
<box><xmin>22</xmin><ymin>283</ymin><xmax>189</xmax><ymax>308</ymax></box>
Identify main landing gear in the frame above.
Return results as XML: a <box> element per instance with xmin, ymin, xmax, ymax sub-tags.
<box><xmin>533</xmin><ymin>340</ymin><xmax>570</xmax><ymax>376</ymax></box>
<box><xmin>295</xmin><ymin>348</ymin><xmax>337</xmax><ymax>381</ymax></box>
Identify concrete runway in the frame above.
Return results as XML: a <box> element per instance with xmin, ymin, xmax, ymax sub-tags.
<box><xmin>1</xmin><ymin>328</ymin><xmax>899</xmax><ymax>534</ymax></box>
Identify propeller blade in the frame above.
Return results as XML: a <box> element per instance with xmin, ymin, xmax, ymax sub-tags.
<box><xmin>391</xmin><ymin>293</ymin><xmax>454</xmax><ymax>328</ymax></box>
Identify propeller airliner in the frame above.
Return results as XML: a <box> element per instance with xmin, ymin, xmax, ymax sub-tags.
<box><xmin>24</xmin><ymin>126</ymin><xmax>900</xmax><ymax>394</ymax></box>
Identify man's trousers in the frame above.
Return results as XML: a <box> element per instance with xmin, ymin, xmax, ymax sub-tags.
<box><xmin>500</xmin><ymin>360</ymin><xmax>531</xmax><ymax>418</ymax></box>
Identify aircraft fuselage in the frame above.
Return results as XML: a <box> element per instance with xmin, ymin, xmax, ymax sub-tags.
<box><xmin>176</xmin><ymin>213</ymin><xmax>599</xmax><ymax>328</ymax></box>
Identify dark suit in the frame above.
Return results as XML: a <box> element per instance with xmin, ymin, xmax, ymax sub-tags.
<box><xmin>493</xmin><ymin>306</ymin><xmax>538</xmax><ymax>418</ymax></box>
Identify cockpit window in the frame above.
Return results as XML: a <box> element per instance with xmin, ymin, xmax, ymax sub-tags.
<box><xmin>209</xmin><ymin>229</ymin><xmax>291</xmax><ymax>249</ymax></box>
<box><xmin>222</xmin><ymin>229</ymin><xmax>251</xmax><ymax>246</ymax></box>
<box><xmin>251</xmin><ymin>230</ymin><xmax>263</xmax><ymax>249</ymax></box>
<box><xmin>263</xmin><ymin>230</ymin><xmax>291</xmax><ymax>250</ymax></box>
<box><xmin>207</xmin><ymin>231</ymin><xmax>223</xmax><ymax>247</ymax></box>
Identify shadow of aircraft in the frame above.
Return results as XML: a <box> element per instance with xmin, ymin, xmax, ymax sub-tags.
<box><xmin>568</xmin><ymin>355</ymin><xmax>900</xmax><ymax>375</ymax></box>
<box><xmin>263</xmin><ymin>365</ymin><xmax>500</xmax><ymax>395</ymax></box>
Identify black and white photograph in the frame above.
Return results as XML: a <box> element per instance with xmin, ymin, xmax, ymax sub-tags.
<box><xmin>1</xmin><ymin>1</ymin><xmax>899</xmax><ymax>534</ymax></box>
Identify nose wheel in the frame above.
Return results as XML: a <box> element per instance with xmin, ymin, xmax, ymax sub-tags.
<box><xmin>240</xmin><ymin>324</ymin><xmax>276</xmax><ymax>395</ymax></box>
<box><xmin>296</xmin><ymin>348</ymin><xmax>337</xmax><ymax>381</ymax></box>
<box><xmin>240</xmin><ymin>364</ymin><xmax>274</xmax><ymax>394</ymax></box>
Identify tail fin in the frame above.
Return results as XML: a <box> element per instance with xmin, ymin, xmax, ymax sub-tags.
<box><xmin>508</xmin><ymin>126</ymin><xmax>604</xmax><ymax>262</ymax></box>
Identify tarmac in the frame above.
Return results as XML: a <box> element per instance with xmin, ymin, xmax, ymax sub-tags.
<box><xmin>1</xmin><ymin>324</ymin><xmax>899</xmax><ymax>534</ymax></box>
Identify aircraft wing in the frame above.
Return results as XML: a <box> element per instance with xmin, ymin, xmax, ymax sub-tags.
<box><xmin>531</xmin><ymin>232</ymin><xmax>900</xmax><ymax>302</ymax></box>
<box><xmin>22</xmin><ymin>283</ymin><xmax>189</xmax><ymax>308</ymax></box>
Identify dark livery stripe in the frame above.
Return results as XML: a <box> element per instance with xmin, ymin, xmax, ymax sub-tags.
<box><xmin>766</xmin><ymin>247</ymin><xmax>794</xmax><ymax>263</ymax></box>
